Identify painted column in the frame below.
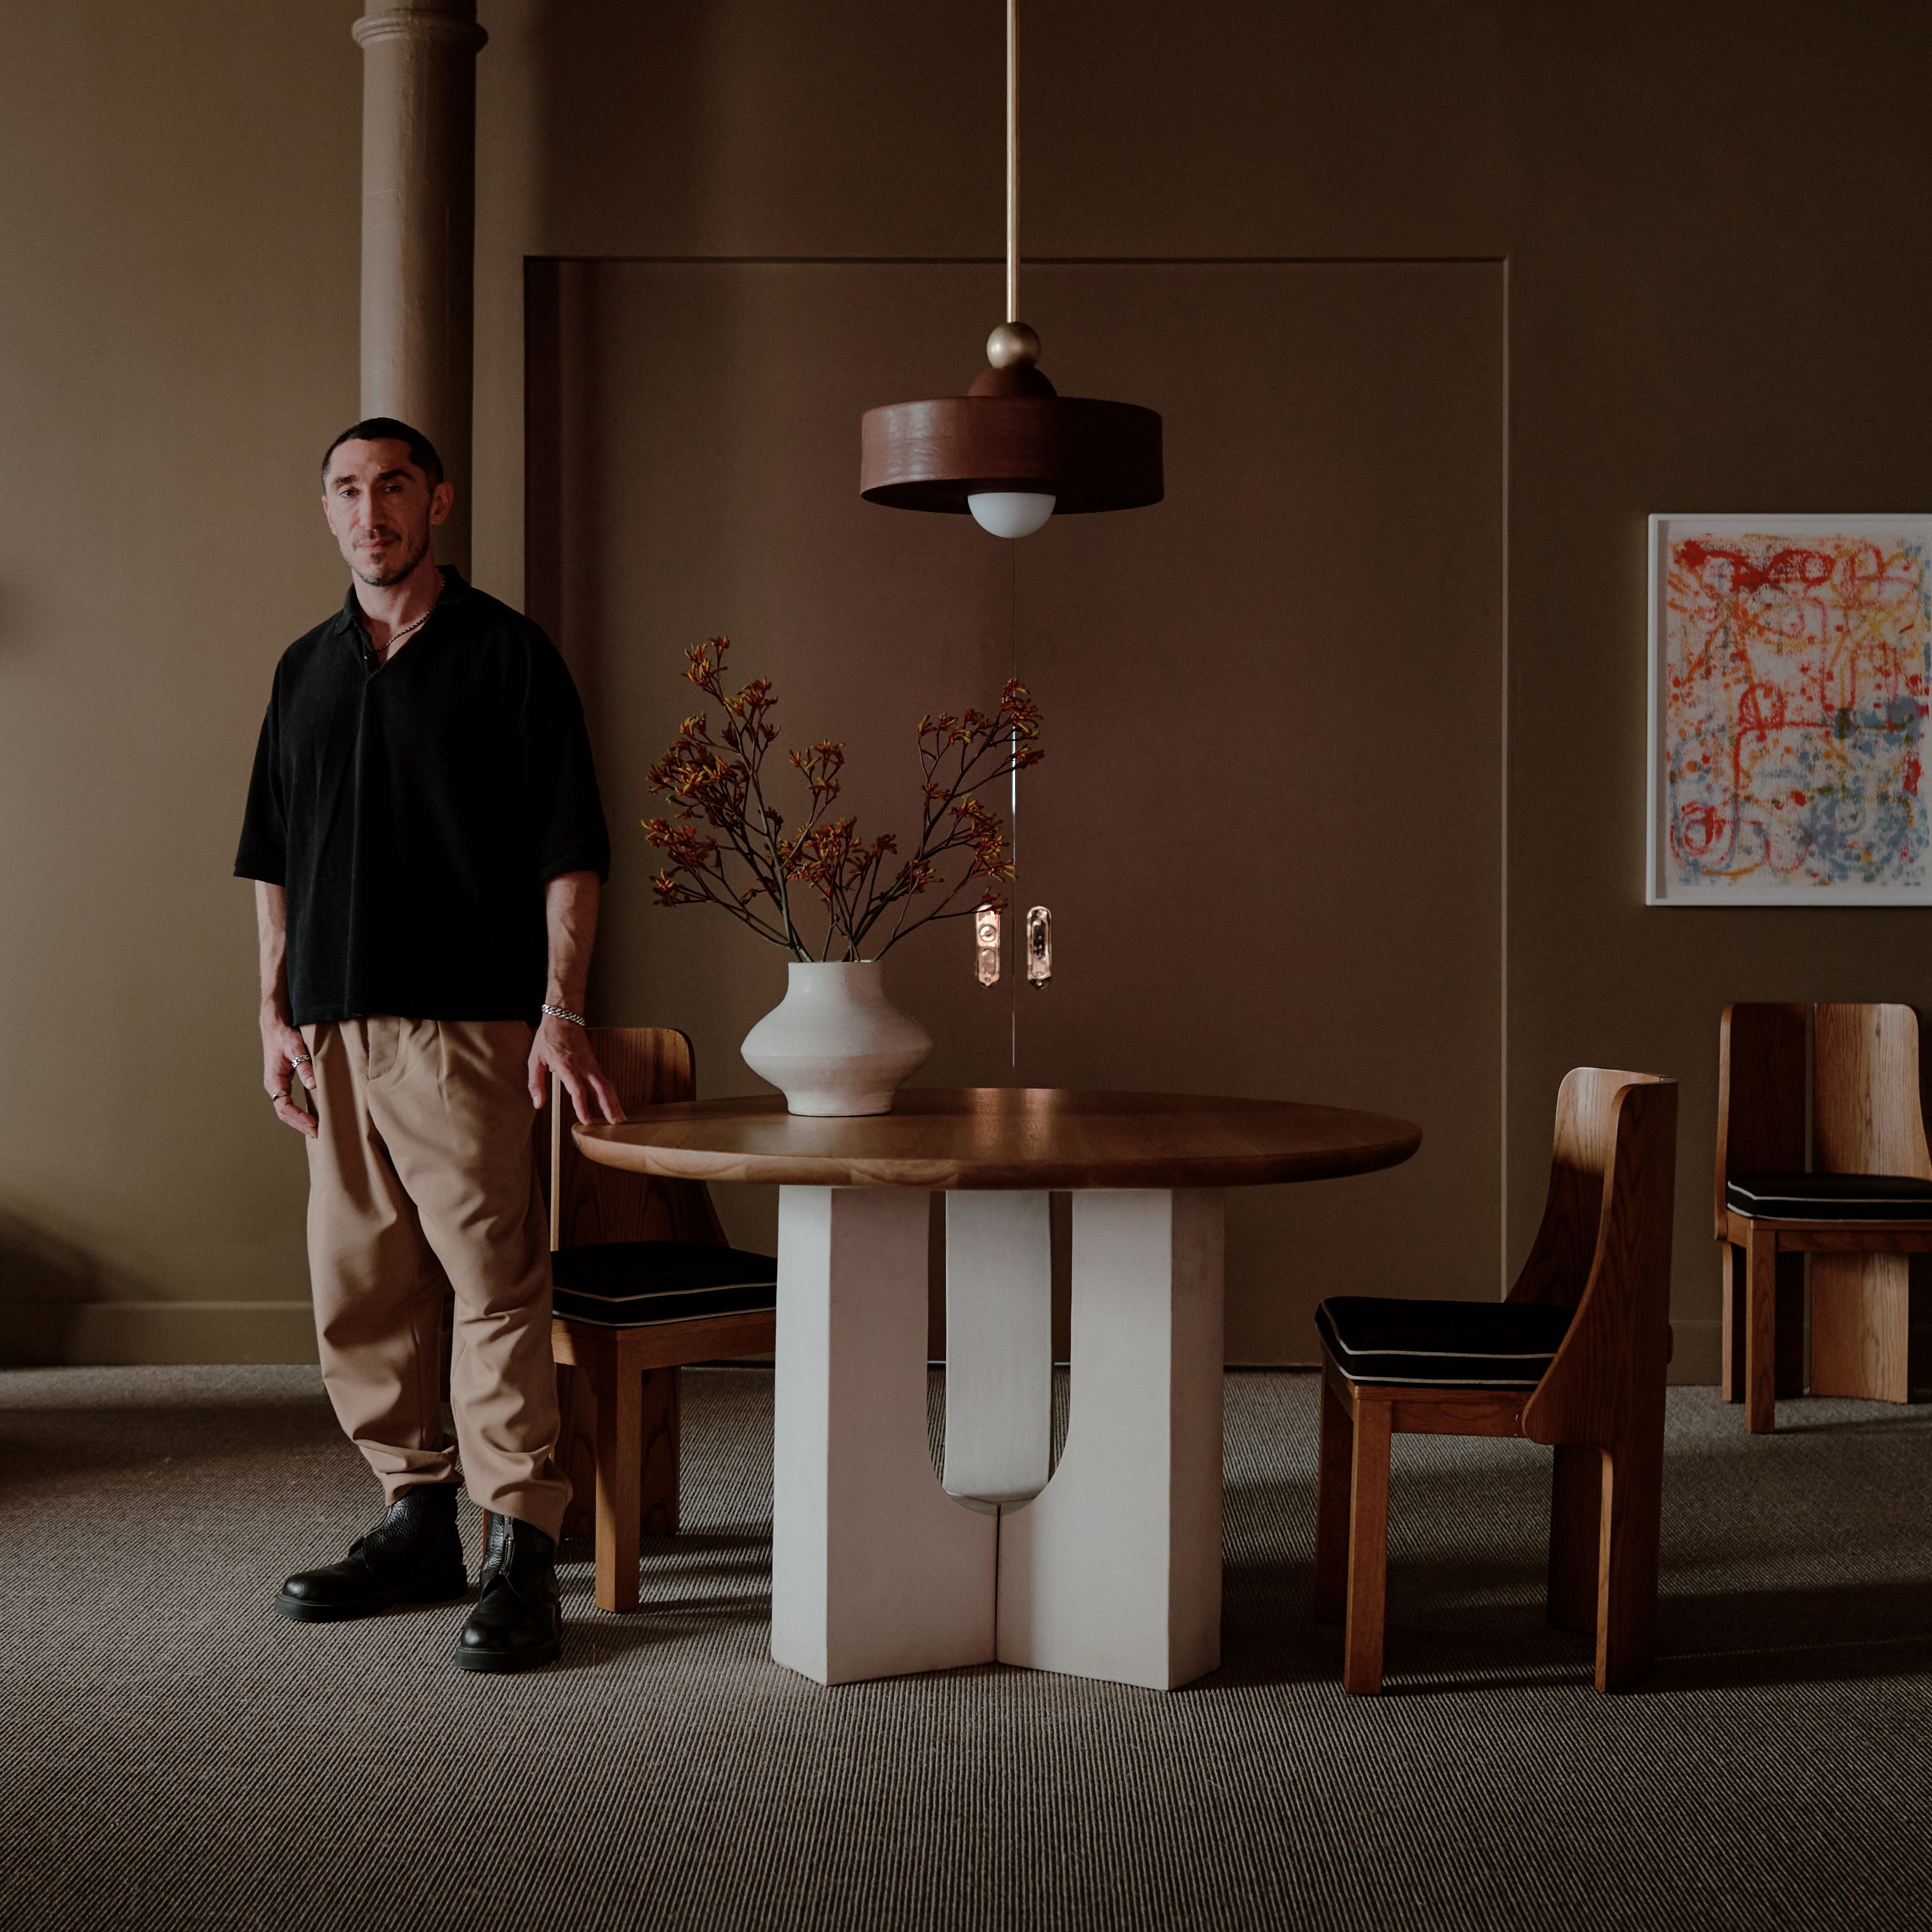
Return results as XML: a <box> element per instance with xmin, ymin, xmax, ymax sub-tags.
<box><xmin>351</xmin><ymin>1</ymin><xmax>487</xmax><ymax>575</ymax></box>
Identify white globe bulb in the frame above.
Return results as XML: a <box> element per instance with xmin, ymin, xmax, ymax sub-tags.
<box><xmin>967</xmin><ymin>491</ymin><xmax>1056</xmax><ymax>538</ymax></box>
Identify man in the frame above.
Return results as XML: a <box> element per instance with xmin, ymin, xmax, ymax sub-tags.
<box><xmin>236</xmin><ymin>417</ymin><xmax>620</xmax><ymax>1673</ymax></box>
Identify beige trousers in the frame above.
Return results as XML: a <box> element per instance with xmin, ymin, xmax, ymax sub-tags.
<box><xmin>302</xmin><ymin>1017</ymin><xmax>569</xmax><ymax>1539</ymax></box>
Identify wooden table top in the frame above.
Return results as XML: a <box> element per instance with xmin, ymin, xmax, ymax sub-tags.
<box><xmin>573</xmin><ymin>1087</ymin><xmax>1422</xmax><ymax>1192</ymax></box>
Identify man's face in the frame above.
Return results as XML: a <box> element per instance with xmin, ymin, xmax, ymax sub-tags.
<box><xmin>321</xmin><ymin>439</ymin><xmax>453</xmax><ymax>588</ymax></box>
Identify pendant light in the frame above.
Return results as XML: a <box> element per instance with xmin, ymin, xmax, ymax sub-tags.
<box><xmin>860</xmin><ymin>0</ymin><xmax>1163</xmax><ymax>537</ymax></box>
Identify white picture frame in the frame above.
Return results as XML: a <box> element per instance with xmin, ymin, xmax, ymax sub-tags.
<box><xmin>1647</xmin><ymin>513</ymin><xmax>1932</xmax><ymax>906</ymax></box>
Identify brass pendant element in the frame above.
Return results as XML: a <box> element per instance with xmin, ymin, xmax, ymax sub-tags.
<box><xmin>975</xmin><ymin>904</ymin><xmax>1002</xmax><ymax>987</ymax></box>
<box><xmin>1025</xmin><ymin>906</ymin><xmax>1052</xmax><ymax>987</ymax></box>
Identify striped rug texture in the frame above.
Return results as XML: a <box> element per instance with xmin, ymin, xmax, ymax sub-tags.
<box><xmin>3</xmin><ymin>1365</ymin><xmax>1930</xmax><ymax>1931</ymax></box>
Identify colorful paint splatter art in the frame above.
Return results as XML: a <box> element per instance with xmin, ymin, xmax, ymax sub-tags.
<box><xmin>1660</xmin><ymin>527</ymin><xmax>1932</xmax><ymax>896</ymax></box>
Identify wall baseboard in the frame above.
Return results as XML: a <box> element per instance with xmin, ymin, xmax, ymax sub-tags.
<box><xmin>1</xmin><ymin>1302</ymin><xmax>318</xmax><ymax>1367</ymax></box>
<box><xmin>1669</xmin><ymin>1316</ymin><xmax>1720</xmax><ymax>1387</ymax></box>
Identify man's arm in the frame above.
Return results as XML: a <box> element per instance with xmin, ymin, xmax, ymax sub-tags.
<box><xmin>527</xmin><ymin>871</ymin><xmax>623</xmax><ymax>1124</ymax></box>
<box><xmin>255</xmin><ymin>881</ymin><xmax>319</xmax><ymax>1140</ymax></box>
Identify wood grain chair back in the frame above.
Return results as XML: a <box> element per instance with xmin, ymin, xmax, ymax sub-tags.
<box><xmin>547</xmin><ymin>1026</ymin><xmax>728</xmax><ymax>1251</ymax></box>
<box><xmin>1510</xmin><ymin>1067</ymin><xmax>1673</xmax><ymax>1314</ymax></box>
<box><xmin>1814</xmin><ymin>1002</ymin><xmax>1932</xmax><ymax>1180</ymax></box>
<box><xmin>1519</xmin><ymin>1070</ymin><xmax>1677</xmax><ymax>1452</ymax></box>
<box><xmin>1715</xmin><ymin>1002</ymin><xmax>1806</xmax><ymax>1236</ymax></box>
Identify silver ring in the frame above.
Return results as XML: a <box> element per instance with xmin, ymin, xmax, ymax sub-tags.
<box><xmin>292</xmin><ymin>1052</ymin><xmax>312</xmax><ymax>1065</ymax></box>
<box><xmin>271</xmin><ymin>1090</ymin><xmax>290</xmax><ymax>1103</ymax></box>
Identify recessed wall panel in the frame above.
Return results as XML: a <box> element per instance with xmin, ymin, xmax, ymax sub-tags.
<box><xmin>529</xmin><ymin>258</ymin><xmax>1503</xmax><ymax>1359</ymax></box>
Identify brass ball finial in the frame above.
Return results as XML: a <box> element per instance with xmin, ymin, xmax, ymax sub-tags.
<box><xmin>986</xmin><ymin>321</ymin><xmax>1041</xmax><ymax>370</ymax></box>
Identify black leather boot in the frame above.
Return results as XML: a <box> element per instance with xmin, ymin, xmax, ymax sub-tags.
<box><xmin>453</xmin><ymin>1513</ymin><xmax>563</xmax><ymax>1673</ymax></box>
<box><xmin>275</xmin><ymin>1484</ymin><xmax>468</xmax><ymax>1622</ymax></box>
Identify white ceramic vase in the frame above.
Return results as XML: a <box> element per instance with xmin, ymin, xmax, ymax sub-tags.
<box><xmin>740</xmin><ymin>960</ymin><xmax>933</xmax><ymax>1116</ymax></box>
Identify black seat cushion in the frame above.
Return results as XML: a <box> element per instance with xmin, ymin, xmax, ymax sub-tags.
<box><xmin>550</xmin><ymin>1240</ymin><xmax>777</xmax><ymax>1328</ymax></box>
<box><xmin>1726</xmin><ymin>1173</ymin><xmax>1932</xmax><ymax>1221</ymax></box>
<box><xmin>1315</xmin><ymin>1295</ymin><xmax>1573</xmax><ymax>1390</ymax></box>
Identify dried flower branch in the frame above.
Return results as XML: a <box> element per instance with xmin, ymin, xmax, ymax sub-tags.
<box><xmin>641</xmin><ymin>636</ymin><xmax>1042</xmax><ymax>962</ymax></box>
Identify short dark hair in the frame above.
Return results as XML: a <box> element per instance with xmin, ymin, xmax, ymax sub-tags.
<box><xmin>321</xmin><ymin>417</ymin><xmax>444</xmax><ymax>487</ymax></box>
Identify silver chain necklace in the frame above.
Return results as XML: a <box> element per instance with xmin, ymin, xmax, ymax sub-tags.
<box><xmin>375</xmin><ymin>608</ymin><xmax>433</xmax><ymax>660</ymax></box>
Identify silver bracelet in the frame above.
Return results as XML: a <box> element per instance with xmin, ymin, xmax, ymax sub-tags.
<box><xmin>541</xmin><ymin>1003</ymin><xmax>588</xmax><ymax>1028</ymax></box>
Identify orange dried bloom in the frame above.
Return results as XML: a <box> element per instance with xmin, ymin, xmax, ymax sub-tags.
<box><xmin>643</xmin><ymin>635</ymin><xmax>1044</xmax><ymax>959</ymax></box>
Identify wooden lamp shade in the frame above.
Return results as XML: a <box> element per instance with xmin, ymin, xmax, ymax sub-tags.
<box><xmin>860</xmin><ymin>6</ymin><xmax>1161</xmax><ymax>524</ymax></box>
<box><xmin>860</xmin><ymin>360</ymin><xmax>1163</xmax><ymax>516</ymax></box>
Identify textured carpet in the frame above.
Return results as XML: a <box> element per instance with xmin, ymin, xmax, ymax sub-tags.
<box><xmin>3</xmin><ymin>1366</ymin><xmax>1931</xmax><ymax>1931</ymax></box>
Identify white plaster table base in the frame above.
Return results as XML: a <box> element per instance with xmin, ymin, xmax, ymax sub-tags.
<box><xmin>942</xmin><ymin>1191</ymin><xmax>1052</xmax><ymax>1502</ymax></box>
<box><xmin>770</xmin><ymin>1182</ymin><xmax>1224</xmax><ymax>1692</ymax></box>
<box><xmin>769</xmin><ymin>1186</ymin><xmax>997</xmax><ymax>1686</ymax></box>
<box><xmin>997</xmin><ymin>1189</ymin><xmax>1226</xmax><ymax>1690</ymax></box>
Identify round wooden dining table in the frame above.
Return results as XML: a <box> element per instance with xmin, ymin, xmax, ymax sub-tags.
<box><xmin>575</xmin><ymin>1087</ymin><xmax>1421</xmax><ymax>1692</ymax></box>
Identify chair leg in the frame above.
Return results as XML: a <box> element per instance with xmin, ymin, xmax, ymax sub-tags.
<box><xmin>1720</xmin><ymin>1244</ymin><xmax>1743</xmax><ymax>1403</ymax></box>
<box><xmin>593</xmin><ymin>1350</ymin><xmax>643</xmax><ymax>1613</ymax></box>
<box><xmin>1313</xmin><ymin>1369</ymin><xmax>1352</xmax><ymax>1622</ymax></box>
<box><xmin>1775</xmin><ymin>1253</ymin><xmax>1806</xmax><ymax>1398</ymax></box>
<box><xmin>554</xmin><ymin>1359</ymin><xmax>598</xmax><ymax>1541</ymax></box>
<box><xmin>1744</xmin><ymin>1225</ymin><xmax>1780</xmax><ymax>1433</ymax></box>
<box><xmin>1342</xmin><ymin>1396</ymin><xmax>1392</xmax><ymax>1695</ymax></box>
<box><xmin>1595</xmin><ymin>1422</ymin><xmax>1663</xmax><ymax>1692</ymax></box>
<box><xmin>639</xmin><ymin>1366</ymin><xmax>681</xmax><ymax>1538</ymax></box>
<box><xmin>1812</xmin><ymin>1253</ymin><xmax>1910</xmax><ymax>1403</ymax></box>
<box><xmin>1547</xmin><ymin>1441</ymin><xmax>1601</xmax><ymax>1635</ymax></box>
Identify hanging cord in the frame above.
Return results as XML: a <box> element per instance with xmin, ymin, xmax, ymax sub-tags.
<box><xmin>1006</xmin><ymin>0</ymin><xmax>1022</xmax><ymax>1069</ymax></box>
<box><xmin>1010</xmin><ymin>539</ymin><xmax>1019</xmax><ymax>1067</ymax></box>
<box><xmin>1005</xmin><ymin>0</ymin><xmax>1020</xmax><ymax>324</ymax></box>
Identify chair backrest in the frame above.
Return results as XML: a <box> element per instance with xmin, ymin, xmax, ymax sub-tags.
<box><xmin>544</xmin><ymin>1026</ymin><xmax>729</xmax><ymax>1251</ymax></box>
<box><xmin>1508</xmin><ymin>1069</ymin><xmax>1677</xmax><ymax>1449</ymax></box>
<box><xmin>1715</xmin><ymin>1002</ymin><xmax>1806</xmax><ymax>1236</ymax></box>
<box><xmin>1813</xmin><ymin>1002</ymin><xmax>1932</xmax><ymax>1180</ymax></box>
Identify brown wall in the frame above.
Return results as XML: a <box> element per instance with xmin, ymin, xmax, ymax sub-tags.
<box><xmin>0</xmin><ymin>1</ymin><xmax>361</xmax><ymax>1363</ymax></box>
<box><xmin>6</xmin><ymin>0</ymin><xmax>1932</xmax><ymax>1376</ymax></box>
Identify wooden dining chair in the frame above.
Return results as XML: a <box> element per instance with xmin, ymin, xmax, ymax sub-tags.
<box><xmin>542</xmin><ymin>1027</ymin><xmax>777</xmax><ymax>1613</ymax></box>
<box><xmin>1314</xmin><ymin>1068</ymin><xmax>1676</xmax><ymax>1695</ymax></box>
<box><xmin>1718</xmin><ymin>1002</ymin><xmax>1932</xmax><ymax>1432</ymax></box>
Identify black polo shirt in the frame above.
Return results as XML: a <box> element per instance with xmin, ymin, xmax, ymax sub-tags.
<box><xmin>235</xmin><ymin>569</ymin><xmax>610</xmax><ymax>1027</ymax></box>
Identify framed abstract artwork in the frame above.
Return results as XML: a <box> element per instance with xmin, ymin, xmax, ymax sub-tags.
<box><xmin>1648</xmin><ymin>514</ymin><xmax>1932</xmax><ymax>905</ymax></box>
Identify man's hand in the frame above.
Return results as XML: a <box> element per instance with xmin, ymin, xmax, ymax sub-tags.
<box><xmin>262</xmin><ymin>1005</ymin><xmax>319</xmax><ymax>1140</ymax></box>
<box><xmin>252</xmin><ymin>881</ymin><xmax>317</xmax><ymax>1140</ymax></box>
<box><xmin>532</xmin><ymin>872</ymin><xmax>622</xmax><ymax>1124</ymax></box>
<box><xmin>528</xmin><ymin>1015</ymin><xmax>624</xmax><ymax>1124</ymax></box>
